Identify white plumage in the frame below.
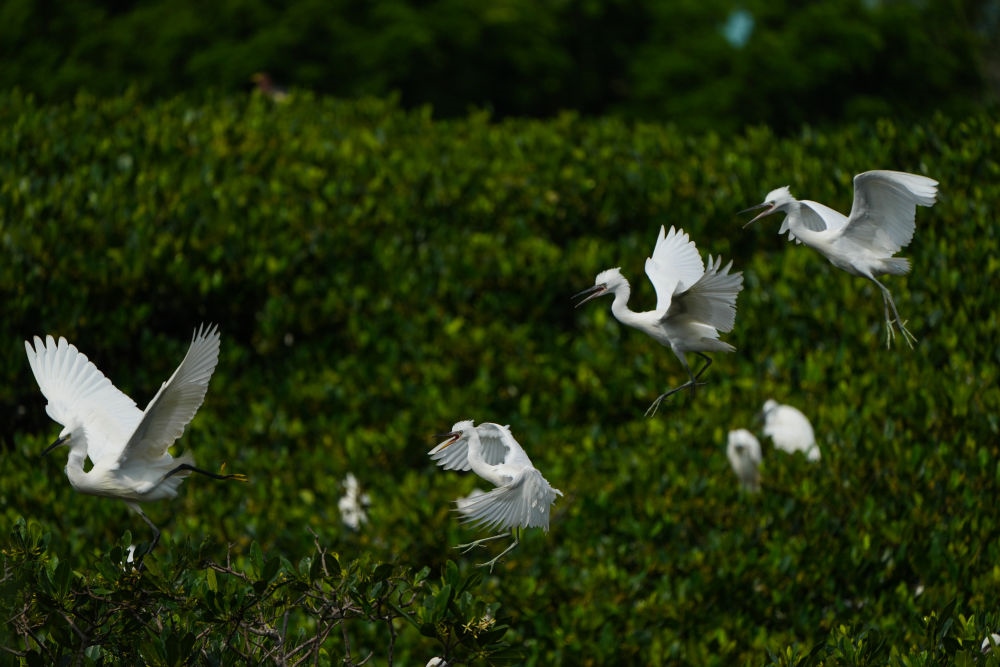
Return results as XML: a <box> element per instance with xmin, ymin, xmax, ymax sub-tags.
<box><xmin>762</xmin><ymin>399</ymin><xmax>820</xmax><ymax>462</ymax></box>
<box><xmin>429</xmin><ymin>420</ymin><xmax>562</xmax><ymax>570</ymax></box>
<box><xmin>25</xmin><ymin>325</ymin><xmax>246</xmax><ymax>550</ymax></box>
<box><xmin>726</xmin><ymin>429</ymin><xmax>762</xmax><ymax>492</ymax></box>
<box><xmin>743</xmin><ymin>170</ymin><xmax>938</xmax><ymax>348</ymax></box>
<box><xmin>575</xmin><ymin>225</ymin><xmax>744</xmax><ymax>416</ymax></box>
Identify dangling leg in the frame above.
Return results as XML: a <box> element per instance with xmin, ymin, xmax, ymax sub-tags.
<box><xmin>163</xmin><ymin>463</ymin><xmax>249</xmax><ymax>483</ymax></box>
<box><xmin>476</xmin><ymin>528</ymin><xmax>521</xmax><ymax>572</ymax></box>
<box><xmin>455</xmin><ymin>532</ymin><xmax>510</xmax><ymax>554</ymax></box>
<box><xmin>871</xmin><ymin>277</ymin><xmax>916</xmax><ymax>349</ymax></box>
<box><xmin>645</xmin><ymin>353</ymin><xmax>712</xmax><ymax>417</ymax></box>
<box><xmin>126</xmin><ymin>502</ymin><xmax>161</xmax><ymax>557</ymax></box>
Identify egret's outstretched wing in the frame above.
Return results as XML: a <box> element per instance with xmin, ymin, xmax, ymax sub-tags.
<box><xmin>457</xmin><ymin>467</ymin><xmax>562</xmax><ymax>532</ymax></box>
<box><xmin>119</xmin><ymin>324</ymin><xmax>221</xmax><ymax>465</ymax></box>
<box><xmin>842</xmin><ymin>170</ymin><xmax>938</xmax><ymax>254</ymax></box>
<box><xmin>784</xmin><ymin>200</ymin><xmax>849</xmax><ymax>242</ymax></box>
<box><xmin>429</xmin><ymin>421</ymin><xmax>508</xmax><ymax>471</ymax></box>
<box><xmin>25</xmin><ymin>335</ymin><xmax>142</xmax><ymax>464</ymax></box>
<box><xmin>665</xmin><ymin>255</ymin><xmax>743</xmax><ymax>333</ymax></box>
<box><xmin>644</xmin><ymin>226</ymin><xmax>705</xmax><ymax>313</ymax></box>
<box><xmin>476</xmin><ymin>423</ymin><xmax>525</xmax><ymax>467</ymax></box>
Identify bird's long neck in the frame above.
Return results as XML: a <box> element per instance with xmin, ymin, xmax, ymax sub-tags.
<box><xmin>63</xmin><ymin>444</ymin><xmax>92</xmax><ymax>491</ymax></box>
<box><xmin>782</xmin><ymin>201</ymin><xmax>825</xmax><ymax>247</ymax></box>
<box><xmin>465</xmin><ymin>431</ymin><xmax>508</xmax><ymax>487</ymax></box>
<box><xmin>608</xmin><ymin>280</ymin><xmax>646</xmax><ymax>328</ymax></box>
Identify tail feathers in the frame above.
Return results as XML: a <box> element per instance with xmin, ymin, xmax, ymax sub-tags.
<box><xmin>881</xmin><ymin>257</ymin><xmax>911</xmax><ymax>275</ymax></box>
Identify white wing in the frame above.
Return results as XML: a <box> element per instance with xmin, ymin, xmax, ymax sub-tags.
<box><xmin>119</xmin><ymin>324</ymin><xmax>221</xmax><ymax>465</ymax></box>
<box><xmin>457</xmin><ymin>467</ymin><xmax>562</xmax><ymax>532</ymax></box>
<box><xmin>644</xmin><ymin>226</ymin><xmax>705</xmax><ymax>313</ymax></box>
<box><xmin>665</xmin><ymin>255</ymin><xmax>743</xmax><ymax>332</ymax></box>
<box><xmin>842</xmin><ymin>170</ymin><xmax>938</xmax><ymax>254</ymax></box>
<box><xmin>477</xmin><ymin>422</ymin><xmax>529</xmax><ymax>468</ymax></box>
<box><xmin>25</xmin><ymin>335</ymin><xmax>142</xmax><ymax>465</ymax></box>
<box><xmin>785</xmin><ymin>200</ymin><xmax>849</xmax><ymax>242</ymax></box>
<box><xmin>428</xmin><ymin>421</ymin><xmax>508</xmax><ymax>471</ymax></box>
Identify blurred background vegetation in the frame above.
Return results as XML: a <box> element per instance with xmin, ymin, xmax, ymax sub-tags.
<box><xmin>2</xmin><ymin>1</ymin><xmax>1000</xmax><ymax>665</ymax></box>
<box><xmin>0</xmin><ymin>0</ymin><xmax>997</xmax><ymax>132</ymax></box>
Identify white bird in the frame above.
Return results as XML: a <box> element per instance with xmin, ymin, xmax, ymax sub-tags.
<box><xmin>726</xmin><ymin>429</ymin><xmax>762</xmax><ymax>492</ymax></box>
<box><xmin>575</xmin><ymin>225</ymin><xmax>744</xmax><ymax>416</ymax></box>
<box><xmin>337</xmin><ymin>472</ymin><xmax>371</xmax><ymax>531</ymax></box>
<box><xmin>761</xmin><ymin>399</ymin><xmax>820</xmax><ymax>462</ymax></box>
<box><xmin>25</xmin><ymin>325</ymin><xmax>246</xmax><ymax>551</ymax></box>
<box><xmin>982</xmin><ymin>633</ymin><xmax>1000</xmax><ymax>654</ymax></box>
<box><xmin>742</xmin><ymin>170</ymin><xmax>938</xmax><ymax>348</ymax></box>
<box><xmin>429</xmin><ymin>420</ymin><xmax>562</xmax><ymax>571</ymax></box>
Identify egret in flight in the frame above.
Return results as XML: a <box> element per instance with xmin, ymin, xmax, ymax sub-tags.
<box><xmin>429</xmin><ymin>420</ymin><xmax>562</xmax><ymax>571</ymax></box>
<box><xmin>575</xmin><ymin>225</ymin><xmax>744</xmax><ymax>416</ymax></box>
<box><xmin>25</xmin><ymin>324</ymin><xmax>246</xmax><ymax>551</ymax></box>
<box><xmin>762</xmin><ymin>399</ymin><xmax>820</xmax><ymax>462</ymax></box>
<box><xmin>742</xmin><ymin>170</ymin><xmax>938</xmax><ymax>348</ymax></box>
<box><xmin>726</xmin><ymin>429</ymin><xmax>762</xmax><ymax>493</ymax></box>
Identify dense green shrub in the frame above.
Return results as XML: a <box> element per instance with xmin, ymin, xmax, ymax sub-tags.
<box><xmin>1</xmin><ymin>91</ymin><xmax>999</xmax><ymax>663</ymax></box>
<box><xmin>0</xmin><ymin>0</ymin><xmax>993</xmax><ymax>132</ymax></box>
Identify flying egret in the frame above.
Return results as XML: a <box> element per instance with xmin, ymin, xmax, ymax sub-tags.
<box><xmin>761</xmin><ymin>399</ymin><xmax>820</xmax><ymax>462</ymax></box>
<box><xmin>25</xmin><ymin>324</ymin><xmax>247</xmax><ymax>551</ymax></box>
<box><xmin>429</xmin><ymin>420</ymin><xmax>562</xmax><ymax>571</ymax></box>
<box><xmin>742</xmin><ymin>170</ymin><xmax>938</xmax><ymax>348</ymax></box>
<box><xmin>726</xmin><ymin>429</ymin><xmax>762</xmax><ymax>492</ymax></box>
<box><xmin>575</xmin><ymin>225</ymin><xmax>744</xmax><ymax>416</ymax></box>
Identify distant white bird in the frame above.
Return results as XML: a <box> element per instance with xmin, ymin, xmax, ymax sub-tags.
<box><xmin>726</xmin><ymin>429</ymin><xmax>762</xmax><ymax>492</ymax></box>
<box><xmin>429</xmin><ymin>420</ymin><xmax>562</xmax><ymax>571</ymax></box>
<box><xmin>25</xmin><ymin>325</ymin><xmax>246</xmax><ymax>550</ymax></box>
<box><xmin>982</xmin><ymin>633</ymin><xmax>1000</xmax><ymax>654</ymax></box>
<box><xmin>575</xmin><ymin>225</ymin><xmax>744</xmax><ymax>416</ymax></box>
<box><xmin>338</xmin><ymin>472</ymin><xmax>371</xmax><ymax>530</ymax></box>
<box><xmin>742</xmin><ymin>170</ymin><xmax>938</xmax><ymax>348</ymax></box>
<box><xmin>761</xmin><ymin>399</ymin><xmax>820</xmax><ymax>462</ymax></box>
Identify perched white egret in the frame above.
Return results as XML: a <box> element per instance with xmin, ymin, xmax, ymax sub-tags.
<box><xmin>726</xmin><ymin>429</ymin><xmax>762</xmax><ymax>492</ymax></box>
<box><xmin>25</xmin><ymin>325</ymin><xmax>246</xmax><ymax>550</ymax></box>
<box><xmin>338</xmin><ymin>472</ymin><xmax>371</xmax><ymax>531</ymax></box>
<box><xmin>429</xmin><ymin>420</ymin><xmax>562</xmax><ymax>571</ymax></box>
<box><xmin>575</xmin><ymin>225</ymin><xmax>744</xmax><ymax>416</ymax></box>
<box><xmin>742</xmin><ymin>170</ymin><xmax>938</xmax><ymax>348</ymax></box>
<box><xmin>761</xmin><ymin>399</ymin><xmax>820</xmax><ymax>462</ymax></box>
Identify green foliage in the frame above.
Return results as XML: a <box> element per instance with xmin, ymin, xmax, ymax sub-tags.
<box><xmin>1</xmin><ymin>91</ymin><xmax>999</xmax><ymax>663</ymax></box>
<box><xmin>0</xmin><ymin>1</ymin><xmax>993</xmax><ymax>131</ymax></box>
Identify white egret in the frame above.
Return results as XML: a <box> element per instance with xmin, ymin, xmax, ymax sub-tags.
<box><xmin>982</xmin><ymin>633</ymin><xmax>1000</xmax><ymax>654</ymax></box>
<box><xmin>25</xmin><ymin>324</ymin><xmax>246</xmax><ymax>550</ymax></box>
<box><xmin>761</xmin><ymin>399</ymin><xmax>820</xmax><ymax>462</ymax></box>
<box><xmin>337</xmin><ymin>472</ymin><xmax>371</xmax><ymax>531</ymax></box>
<box><xmin>726</xmin><ymin>429</ymin><xmax>762</xmax><ymax>492</ymax></box>
<box><xmin>742</xmin><ymin>170</ymin><xmax>938</xmax><ymax>348</ymax></box>
<box><xmin>429</xmin><ymin>420</ymin><xmax>562</xmax><ymax>571</ymax></box>
<box><xmin>575</xmin><ymin>225</ymin><xmax>744</xmax><ymax>416</ymax></box>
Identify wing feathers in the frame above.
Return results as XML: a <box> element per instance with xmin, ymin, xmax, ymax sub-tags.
<box><xmin>665</xmin><ymin>255</ymin><xmax>743</xmax><ymax>333</ymax></box>
<box><xmin>645</xmin><ymin>226</ymin><xmax>705</xmax><ymax>313</ymax></box>
<box><xmin>457</xmin><ymin>468</ymin><xmax>562</xmax><ymax>532</ymax></box>
<box><xmin>844</xmin><ymin>170</ymin><xmax>938</xmax><ymax>254</ymax></box>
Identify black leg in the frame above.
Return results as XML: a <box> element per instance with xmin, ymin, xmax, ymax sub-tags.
<box><xmin>163</xmin><ymin>463</ymin><xmax>248</xmax><ymax>483</ymax></box>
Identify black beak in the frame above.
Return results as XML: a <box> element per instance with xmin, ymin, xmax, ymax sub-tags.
<box><xmin>573</xmin><ymin>284</ymin><xmax>608</xmax><ymax>308</ymax></box>
<box><xmin>43</xmin><ymin>434</ymin><xmax>69</xmax><ymax>456</ymax></box>
<box><xmin>739</xmin><ymin>201</ymin><xmax>774</xmax><ymax>228</ymax></box>
<box><xmin>434</xmin><ymin>431</ymin><xmax>462</xmax><ymax>448</ymax></box>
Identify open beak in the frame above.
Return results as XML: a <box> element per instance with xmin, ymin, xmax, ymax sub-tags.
<box><xmin>43</xmin><ymin>434</ymin><xmax>70</xmax><ymax>456</ymax></box>
<box><xmin>573</xmin><ymin>284</ymin><xmax>608</xmax><ymax>308</ymax></box>
<box><xmin>739</xmin><ymin>201</ymin><xmax>775</xmax><ymax>228</ymax></box>
<box><xmin>434</xmin><ymin>431</ymin><xmax>462</xmax><ymax>449</ymax></box>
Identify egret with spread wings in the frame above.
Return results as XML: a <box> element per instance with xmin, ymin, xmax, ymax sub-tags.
<box><xmin>575</xmin><ymin>225</ymin><xmax>744</xmax><ymax>416</ymax></box>
<box><xmin>742</xmin><ymin>170</ymin><xmax>938</xmax><ymax>348</ymax></box>
<box><xmin>25</xmin><ymin>324</ymin><xmax>246</xmax><ymax>551</ymax></box>
<box><xmin>429</xmin><ymin>420</ymin><xmax>562</xmax><ymax>571</ymax></box>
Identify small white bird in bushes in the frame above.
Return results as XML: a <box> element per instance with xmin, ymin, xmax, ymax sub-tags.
<box><xmin>762</xmin><ymin>399</ymin><xmax>820</xmax><ymax>462</ymax></box>
<box><xmin>337</xmin><ymin>472</ymin><xmax>371</xmax><ymax>531</ymax></box>
<box><xmin>726</xmin><ymin>429</ymin><xmax>762</xmax><ymax>492</ymax></box>
<box><xmin>25</xmin><ymin>324</ymin><xmax>247</xmax><ymax>553</ymax></box>
<box><xmin>429</xmin><ymin>421</ymin><xmax>562</xmax><ymax>571</ymax></box>
<box><xmin>742</xmin><ymin>169</ymin><xmax>938</xmax><ymax>348</ymax></box>
<box><xmin>575</xmin><ymin>225</ymin><xmax>743</xmax><ymax>417</ymax></box>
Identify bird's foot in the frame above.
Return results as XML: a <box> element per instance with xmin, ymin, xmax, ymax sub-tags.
<box><xmin>644</xmin><ymin>380</ymin><xmax>708</xmax><ymax>417</ymax></box>
<box><xmin>885</xmin><ymin>319</ymin><xmax>917</xmax><ymax>350</ymax></box>
<box><xmin>474</xmin><ymin>538</ymin><xmax>521</xmax><ymax>572</ymax></box>
<box><xmin>455</xmin><ymin>533</ymin><xmax>509</xmax><ymax>554</ymax></box>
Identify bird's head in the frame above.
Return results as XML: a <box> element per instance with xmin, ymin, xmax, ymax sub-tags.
<box><xmin>435</xmin><ymin>420</ymin><xmax>475</xmax><ymax>449</ymax></box>
<box><xmin>42</xmin><ymin>431</ymin><xmax>72</xmax><ymax>456</ymax></box>
<box><xmin>740</xmin><ymin>186</ymin><xmax>794</xmax><ymax>227</ymax></box>
<box><xmin>574</xmin><ymin>268</ymin><xmax>625</xmax><ymax>307</ymax></box>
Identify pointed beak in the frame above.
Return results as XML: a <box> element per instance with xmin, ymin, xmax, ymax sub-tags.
<box><xmin>434</xmin><ymin>431</ymin><xmax>462</xmax><ymax>449</ymax></box>
<box><xmin>43</xmin><ymin>434</ymin><xmax>70</xmax><ymax>456</ymax></box>
<box><xmin>739</xmin><ymin>201</ymin><xmax>775</xmax><ymax>228</ymax></box>
<box><xmin>573</xmin><ymin>284</ymin><xmax>608</xmax><ymax>308</ymax></box>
